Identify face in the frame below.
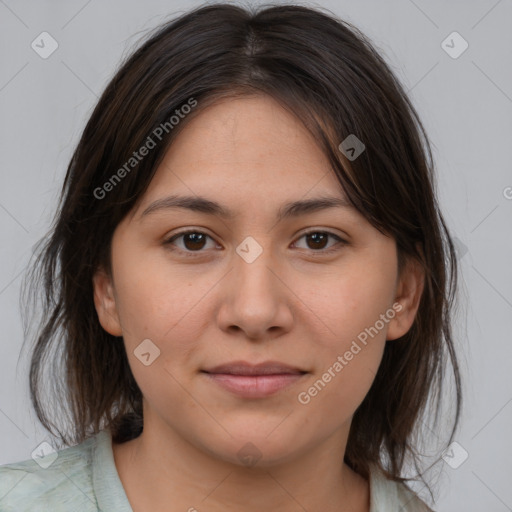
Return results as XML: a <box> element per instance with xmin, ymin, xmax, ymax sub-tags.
<box><xmin>94</xmin><ymin>94</ymin><xmax>423</xmax><ymax>467</ymax></box>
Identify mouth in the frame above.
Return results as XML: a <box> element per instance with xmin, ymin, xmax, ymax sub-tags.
<box><xmin>201</xmin><ymin>360</ymin><xmax>308</xmax><ymax>398</ymax></box>
<box><xmin>203</xmin><ymin>360</ymin><xmax>306</xmax><ymax>376</ymax></box>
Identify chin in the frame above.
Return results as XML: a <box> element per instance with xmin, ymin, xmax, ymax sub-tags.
<box><xmin>203</xmin><ymin>427</ymin><xmax>303</xmax><ymax>469</ymax></box>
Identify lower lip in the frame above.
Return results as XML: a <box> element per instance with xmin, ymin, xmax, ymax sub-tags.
<box><xmin>203</xmin><ymin>372</ymin><xmax>305</xmax><ymax>398</ymax></box>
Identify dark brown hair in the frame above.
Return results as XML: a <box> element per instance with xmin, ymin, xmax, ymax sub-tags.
<box><xmin>22</xmin><ymin>2</ymin><xmax>462</xmax><ymax>502</ymax></box>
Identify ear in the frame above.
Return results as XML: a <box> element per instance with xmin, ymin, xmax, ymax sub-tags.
<box><xmin>92</xmin><ymin>267</ymin><xmax>123</xmax><ymax>337</ymax></box>
<box><xmin>386</xmin><ymin>255</ymin><xmax>425</xmax><ymax>341</ymax></box>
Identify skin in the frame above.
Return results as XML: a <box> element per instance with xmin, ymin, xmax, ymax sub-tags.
<box><xmin>93</xmin><ymin>94</ymin><xmax>424</xmax><ymax>512</ymax></box>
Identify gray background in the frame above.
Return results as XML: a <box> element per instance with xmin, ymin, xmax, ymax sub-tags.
<box><xmin>1</xmin><ymin>0</ymin><xmax>511</xmax><ymax>510</ymax></box>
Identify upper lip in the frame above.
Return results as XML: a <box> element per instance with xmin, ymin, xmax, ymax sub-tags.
<box><xmin>202</xmin><ymin>360</ymin><xmax>306</xmax><ymax>375</ymax></box>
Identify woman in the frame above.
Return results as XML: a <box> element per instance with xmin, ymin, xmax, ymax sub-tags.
<box><xmin>0</xmin><ymin>3</ymin><xmax>462</xmax><ymax>511</ymax></box>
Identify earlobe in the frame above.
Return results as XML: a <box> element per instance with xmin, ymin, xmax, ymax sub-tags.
<box><xmin>386</xmin><ymin>257</ymin><xmax>425</xmax><ymax>341</ymax></box>
<box><xmin>92</xmin><ymin>268</ymin><xmax>123</xmax><ymax>337</ymax></box>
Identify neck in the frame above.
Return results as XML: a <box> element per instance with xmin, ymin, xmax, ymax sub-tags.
<box><xmin>112</xmin><ymin>419</ymin><xmax>370</xmax><ymax>512</ymax></box>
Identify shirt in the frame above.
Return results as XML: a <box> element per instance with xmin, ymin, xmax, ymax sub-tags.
<box><xmin>0</xmin><ymin>429</ymin><xmax>432</xmax><ymax>511</ymax></box>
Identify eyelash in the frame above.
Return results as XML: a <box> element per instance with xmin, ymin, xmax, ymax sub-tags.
<box><xmin>163</xmin><ymin>229</ymin><xmax>347</xmax><ymax>258</ymax></box>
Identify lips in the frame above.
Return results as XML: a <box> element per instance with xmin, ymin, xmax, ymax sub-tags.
<box><xmin>202</xmin><ymin>360</ymin><xmax>306</xmax><ymax>376</ymax></box>
<box><xmin>201</xmin><ymin>361</ymin><xmax>307</xmax><ymax>398</ymax></box>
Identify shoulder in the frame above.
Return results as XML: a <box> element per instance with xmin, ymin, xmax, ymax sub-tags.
<box><xmin>369</xmin><ymin>464</ymin><xmax>435</xmax><ymax>512</ymax></box>
<box><xmin>0</xmin><ymin>431</ymin><xmax>106</xmax><ymax>512</ymax></box>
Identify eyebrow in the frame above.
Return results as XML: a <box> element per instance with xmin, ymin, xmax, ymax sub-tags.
<box><xmin>140</xmin><ymin>194</ymin><xmax>355</xmax><ymax>222</ymax></box>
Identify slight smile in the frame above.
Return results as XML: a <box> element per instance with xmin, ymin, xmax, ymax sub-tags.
<box><xmin>201</xmin><ymin>360</ymin><xmax>308</xmax><ymax>398</ymax></box>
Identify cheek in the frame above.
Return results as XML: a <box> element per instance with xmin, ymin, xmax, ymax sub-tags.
<box><xmin>296</xmin><ymin>277</ymin><xmax>391</xmax><ymax>418</ymax></box>
<box><xmin>300</xmin><ymin>257</ymin><xmax>397</xmax><ymax>351</ymax></box>
<box><xmin>111</xmin><ymin>249</ymin><xmax>219</xmax><ymax>359</ymax></box>
<box><xmin>293</xmin><ymin>256</ymin><xmax>396</xmax><ymax>405</ymax></box>
<box><xmin>110</xmin><ymin>258</ymin><xmax>213</xmax><ymax>408</ymax></box>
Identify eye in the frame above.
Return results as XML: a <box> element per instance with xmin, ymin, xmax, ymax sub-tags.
<box><xmin>292</xmin><ymin>230</ymin><xmax>347</xmax><ymax>255</ymax></box>
<box><xmin>163</xmin><ymin>229</ymin><xmax>347</xmax><ymax>257</ymax></box>
<box><xmin>164</xmin><ymin>230</ymin><xmax>218</xmax><ymax>254</ymax></box>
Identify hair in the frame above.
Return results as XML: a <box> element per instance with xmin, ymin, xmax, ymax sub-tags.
<box><xmin>21</xmin><ymin>1</ymin><xmax>462</xmax><ymax>502</ymax></box>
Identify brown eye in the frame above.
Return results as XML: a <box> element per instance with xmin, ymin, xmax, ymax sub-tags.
<box><xmin>293</xmin><ymin>231</ymin><xmax>346</xmax><ymax>254</ymax></box>
<box><xmin>180</xmin><ymin>232</ymin><xmax>208</xmax><ymax>251</ymax></box>
<box><xmin>163</xmin><ymin>229</ymin><xmax>347</xmax><ymax>258</ymax></box>
<box><xmin>305</xmin><ymin>232</ymin><xmax>329</xmax><ymax>250</ymax></box>
<box><xmin>164</xmin><ymin>230</ymin><xmax>217</xmax><ymax>254</ymax></box>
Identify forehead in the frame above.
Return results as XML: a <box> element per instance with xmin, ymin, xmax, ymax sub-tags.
<box><xmin>141</xmin><ymin>95</ymin><xmax>346</xmax><ymax>208</ymax></box>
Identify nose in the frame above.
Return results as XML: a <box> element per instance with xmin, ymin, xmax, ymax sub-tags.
<box><xmin>215</xmin><ymin>240</ymin><xmax>294</xmax><ymax>341</ymax></box>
